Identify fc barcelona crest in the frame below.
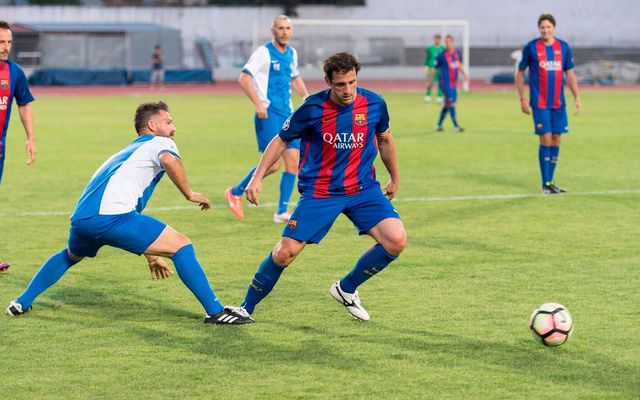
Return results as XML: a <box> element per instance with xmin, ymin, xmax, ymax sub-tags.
<box><xmin>0</xmin><ymin>80</ymin><xmax>8</xmax><ymax>89</ymax></box>
<box><xmin>287</xmin><ymin>219</ymin><xmax>297</xmax><ymax>230</ymax></box>
<box><xmin>354</xmin><ymin>113</ymin><xmax>367</xmax><ymax>126</ymax></box>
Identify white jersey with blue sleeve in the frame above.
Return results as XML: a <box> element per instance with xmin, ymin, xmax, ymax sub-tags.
<box><xmin>71</xmin><ymin>134</ymin><xmax>179</xmax><ymax>222</ymax></box>
<box><xmin>242</xmin><ymin>42</ymin><xmax>300</xmax><ymax>117</ymax></box>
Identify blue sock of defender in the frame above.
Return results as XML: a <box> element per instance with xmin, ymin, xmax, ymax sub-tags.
<box><xmin>549</xmin><ymin>146</ymin><xmax>560</xmax><ymax>182</ymax></box>
<box><xmin>449</xmin><ymin>107</ymin><xmax>459</xmax><ymax>128</ymax></box>
<box><xmin>17</xmin><ymin>249</ymin><xmax>79</xmax><ymax>309</ymax></box>
<box><xmin>538</xmin><ymin>145</ymin><xmax>552</xmax><ymax>186</ymax></box>
<box><xmin>172</xmin><ymin>244</ymin><xmax>224</xmax><ymax>316</ymax></box>
<box><xmin>231</xmin><ymin>167</ymin><xmax>257</xmax><ymax>197</ymax></box>
<box><xmin>241</xmin><ymin>253</ymin><xmax>285</xmax><ymax>314</ymax></box>
<box><xmin>277</xmin><ymin>171</ymin><xmax>296</xmax><ymax>214</ymax></box>
<box><xmin>339</xmin><ymin>244</ymin><xmax>398</xmax><ymax>294</ymax></box>
<box><xmin>437</xmin><ymin>106</ymin><xmax>447</xmax><ymax>127</ymax></box>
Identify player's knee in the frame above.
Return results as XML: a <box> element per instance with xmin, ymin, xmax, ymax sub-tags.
<box><xmin>266</xmin><ymin>159</ymin><xmax>281</xmax><ymax>175</ymax></box>
<box><xmin>384</xmin><ymin>230</ymin><xmax>407</xmax><ymax>256</ymax></box>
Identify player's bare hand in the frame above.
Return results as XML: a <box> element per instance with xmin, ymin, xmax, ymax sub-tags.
<box><xmin>25</xmin><ymin>139</ymin><xmax>36</xmax><ymax>165</ymax></box>
<box><xmin>256</xmin><ymin>104</ymin><xmax>268</xmax><ymax>119</ymax></box>
<box><xmin>147</xmin><ymin>256</ymin><xmax>173</xmax><ymax>280</ymax></box>
<box><xmin>574</xmin><ymin>98</ymin><xmax>581</xmax><ymax>116</ymax></box>
<box><xmin>383</xmin><ymin>180</ymin><xmax>399</xmax><ymax>200</ymax></box>
<box><xmin>188</xmin><ymin>192</ymin><xmax>211</xmax><ymax>210</ymax></box>
<box><xmin>520</xmin><ymin>99</ymin><xmax>531</xmax><ymax>115</ymax></box>
<box><xmin>245</xmin><ymin>177</ymin><xmax>262</xmax><ymax>206</ymax></box>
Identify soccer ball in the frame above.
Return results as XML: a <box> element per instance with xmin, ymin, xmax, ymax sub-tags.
<box><xmin>529</xmin><ymin>303</ymin><xmax>573</xmax><ymax>347</ymax></box>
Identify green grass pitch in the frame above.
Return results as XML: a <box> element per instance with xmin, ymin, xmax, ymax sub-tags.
<box><xmin>1</xmin><ymin>89</ymin><xmax>639</xmax><ymax>399</ymax></box>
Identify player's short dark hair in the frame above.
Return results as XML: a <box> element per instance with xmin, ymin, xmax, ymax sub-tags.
<box><xmin>445</xmin><ymin>34</ymin><xmax>455</xmax><ymax>41</ymax></box>
<box><xmin>434</xmin><ymin>34</ymin><xmax>442</xmax><ymax>39</ymax></box>
<box><xmin>323</xmin><ymin>52</ymin><xmax>361</xmax><ymax>82</ymax></box>
<box><xmin>538</xmin><ymin>13</ymin><xmax>556</xmax><ymax>27</ymax></box>
<box><xmin>0</xmin><ymin>20</ymin><xmax>11</xmax><ymax>30</ymax></box>
<box><xmin>134</xmin><ymin>101</ymin><xmax>169</xmax><ymax>133</ymax></box>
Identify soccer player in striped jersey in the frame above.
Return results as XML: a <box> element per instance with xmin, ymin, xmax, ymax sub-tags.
<box><xmin>428</xmin><ymin>35</ymin><xmax>469</xmax><ymax>132</ymax></box>
<box><xmin>230</xmin><ymin>52</ymin><xmax>407</xmax><ymax>322</ymax></box>
<box><xmin>0</xmin><ymin>20</ymin><xmax>37</xmax><ymax>273</ymax></box>
<box><xmin>225</xmin><ymin>15</ymin><xmax>309</xmax><ymax>223</ymax></box>
<box><xmin>516</xmin><ymin>13</ymin><xmax>580</xmax><ymax>194</ymax></box>
<box><xmin>6</xmin><ymin>102</ymin><xmax>253</xmax><ymax>325</ymax></box>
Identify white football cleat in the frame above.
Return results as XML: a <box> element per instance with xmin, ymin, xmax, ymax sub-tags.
<box><xmin>423</xmin><ymin>96</ymin><xmax>431</xmax><ymax>104</ymax></box>
<box><xmin>6</xmin><ymin>300</ymin><xmax>30</xmax><ymax>317</ymax></box>
<box><xmin>273</xmin><ymin>211</ymin><xmax>292</xmax><ymax>223</ymax></box>
<box><xmin>436</xmin><ymin>96</ymin><xmax>444</xmax><ymax>104</ymax></box>
<box><xmin>329</xmin><ymin>281</ymin><xmax>370</xmax><ymax>321</ymax></box>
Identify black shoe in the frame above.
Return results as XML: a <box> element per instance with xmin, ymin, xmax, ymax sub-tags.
<box><xmin>542</xmin><ymin>182</ymin><xmax>561</xmax><ymax>194</ymax></box>
<box><xmin>435</xmin><ymin>125</ymin><xmax>444</xmax><ymax>132</ymax></box>
<box><xmin>204</xmin><ymin>306</ymin><xmax>255</xmax><ymax>325</ymax></box>
<box><xmin>549</xmin><ymin>182</ymin><xmax>567</xmax><ymax>193</ymax></box>
<box><xmin>453</xmin><ymin>126</ymin><xmax>465</xmax><ymax>132</ymax></box>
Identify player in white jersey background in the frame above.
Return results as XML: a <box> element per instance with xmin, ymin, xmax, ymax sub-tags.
<box><xmin>225</xmin><ymin>15</ymin><xmax>309</xmax><ymax>223</ymax></box>
<box><xmin>6</xmin><ymin>101</ymin><xmax>253</xmax><ymax>325</ymax></box>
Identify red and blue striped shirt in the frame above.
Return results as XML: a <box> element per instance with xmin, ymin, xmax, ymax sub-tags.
<box><xmin>519</xmin><ymin>38</ymin><xmax>574</xmax><ymax>109</ymax></box>
<box><xmin>435</xmin><ymin>49</ymin><xmax>462</xmax><ymax>91</ymax></box>
<box><xmin>279</xmin><ymin>87</ymin><xmax>390</xmax><ymax>198</ymax></box>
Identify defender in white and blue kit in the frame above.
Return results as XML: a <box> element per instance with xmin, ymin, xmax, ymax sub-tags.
<box><xmin>6</xmin><ymin>101</ymin><xmax>253</xmax><ymax>325</ymax></box>
<box><xmin>225</xmin><ymin>15</ymin><xmax>309</xmax><ymax>223</ymax></box>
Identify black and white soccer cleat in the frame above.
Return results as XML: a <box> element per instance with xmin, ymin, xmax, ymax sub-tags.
<box><xmin>204</xmin><ymin>306</ymin><xmax>255</xmax><ymax>325</ymax></box>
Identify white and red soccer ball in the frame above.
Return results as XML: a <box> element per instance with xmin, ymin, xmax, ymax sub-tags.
<box><xmin>529</xmin><ymin>303</ymin><xmax>574</xmax><ymax>347</ymax></box>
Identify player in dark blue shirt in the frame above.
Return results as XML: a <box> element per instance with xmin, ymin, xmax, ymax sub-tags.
<box><xmin>229</xmin><ymin>52</ymin><xmax>407</xmax><ymax>322</ymax></box>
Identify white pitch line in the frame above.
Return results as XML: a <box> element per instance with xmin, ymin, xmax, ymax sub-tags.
<box><xmin>1</xmin><ymin>190</ymin><xmax>639</xmax><ymax>218</ymax></box>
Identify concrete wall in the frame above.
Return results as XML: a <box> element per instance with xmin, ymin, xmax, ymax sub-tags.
<box><xmin>1</xmin><ymin>0</ymin><xmax>638</xmax><ymax>69</ymax></box>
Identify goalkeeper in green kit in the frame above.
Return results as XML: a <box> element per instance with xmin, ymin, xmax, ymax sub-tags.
<box><xmin>424</xmin><ymin>34</ymin><xmax>445</xmax><ymax>104</ymax></box>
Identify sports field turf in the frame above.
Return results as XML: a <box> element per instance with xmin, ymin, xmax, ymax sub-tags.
<box><xmin>1</xmin><ymin>89</ymin><xmax>638</xmax><ymax>399</ymax></box>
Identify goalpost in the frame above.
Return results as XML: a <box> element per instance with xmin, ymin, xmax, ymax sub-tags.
<box><xmin>253</xmin><ymin>19</ymin><xmax>470</xmax><ymax>91</ymax></box>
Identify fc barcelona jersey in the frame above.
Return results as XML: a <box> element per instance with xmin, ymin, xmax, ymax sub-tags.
<box><xmin>519</xmin><ymin>38</ymin><xmax>574</xmax><ymax>109</ymax></box>
<box><xmin>279</xmin><ymin>87</ymin><xmax>390</xmax><ymax>198</ymax></box>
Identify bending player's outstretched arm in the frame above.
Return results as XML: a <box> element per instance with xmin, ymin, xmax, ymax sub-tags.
<box><xmin>515</xmin><ymin>69</ymin><xmax>530</xmax><ymax>115</ymax></box>
<box><xmin>239</xmin><ymin>72</ymin><xmax>267</xmax><ymax>119</ymax></box>
<box><xmin>18</xmin><ymin>103</ymin><xmax>36</xmax><ymax>165</ymax></box>
<box><xmin>565</xmin><ymin>69</ymin><xmax>581</xmax><ymax>115</ymax></box>
<box><xmin>291</xmin><ymin>76</ymin><xmax>309</xmax><ymax>100</ymax></box>
<box><xmin>376</xmin><ymin>130</ymin><xmax>400</xmax><ymax>200</ymax></box>
<box><xmin>145</xmin><ymin>254</ymin><xmax>173</xmax><ymax>280</ymax></box>
<box><xmin>160</xmin><ymin>152</ymin><xmax>211</xmax><ymax>210</ymax></box>
<box><xmin>245</xmin><ymin>135</ymin><xmax>288</xmax><ymax>206</ymax></box>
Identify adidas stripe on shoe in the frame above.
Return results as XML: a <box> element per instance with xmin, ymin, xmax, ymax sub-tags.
<box><xmin>6</xmin><ymin>300</ymin><xmax>31</xmax><ymax>317</ymax></box>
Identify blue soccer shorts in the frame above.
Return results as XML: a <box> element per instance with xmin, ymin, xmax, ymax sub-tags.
<box><xmin>255</xmin><ymin>108</ymin><xmax>300</xmax><ymax>152</ymax></box>
<box><xmin>282</xmin><ymin>185</ymin><xmax>401</xmax><ymax>244</ymax></box>
<box><xmin>68</xmin><ymin>211</ymin><xmax>167</xmax><ymax>257</ymax></box>
<box><xmin>532</xmin><ymin>107</ymin><xmax>569</xmax><ymax>135</ymax></box>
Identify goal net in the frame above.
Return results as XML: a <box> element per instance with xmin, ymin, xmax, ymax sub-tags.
<box><xmin>252</xmin><ymin>19</ymin><xmax>470</xmax><ymax>91</ymax></box>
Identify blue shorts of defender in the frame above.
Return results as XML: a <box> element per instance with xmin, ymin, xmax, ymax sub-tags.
<box><xmin>282</xmin><ymin>185</ymin><xmax>400</xmax><ymax>244</ymax></box>
<box><xmin>68</xmin><ymin>211</ymin><xmax>166</xmax><ymax>257</ymax></box>
<box><xmin>255</xmin><ymin>107</ymin><xmax>300</xmax><ymax>152</ymax></box>
<box><xmin>532</xmin><ymin>107</ymin><xmax>568</xmax><ymax>134</ymax></box>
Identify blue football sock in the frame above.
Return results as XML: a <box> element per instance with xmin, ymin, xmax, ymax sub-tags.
<box><xmin>241</xmin><ymin>253</ymin><xmax>285</xmax><ymax>314</ymax></box>
<box><xmin>231</xmin><ymin>167</ymin><xmax>257</xmax><ymax>197</ymax></box>
<box><xmin>449</xmin><ymin>107</ymin><xmax>459</xmax><ymax>128</ymax></box>
<box><xmin>17</xmin><ymin>249</ymin><xmax>78</xmax><ymax>309</ymax></box>
<box><xmin>437</xmin><ymin>106</ymin><xmax>447</xmax><ymax>127</ymax></box>
<box><xmin>277</xmin><ymin>171</ymin><xmax>296</xmax><ymax>214</ymax></box>
<box><xmin>538</xmin><ymin>145</ymin><xmax>552</xmax><ymax>186</ymax></box>
<box><xmin>549</xmin><ymin>146</ymin><xmax>560</xmax><ymax>182</ymax></box>
<box><xmin>172</xmin><ymin>244</ymin><xmax>224</xmax><ymax>316</ymax></box>
<box><xmin>339</xmin><ymin>244</ymin><xmax>398</xmax><ymax>294</ymax></box>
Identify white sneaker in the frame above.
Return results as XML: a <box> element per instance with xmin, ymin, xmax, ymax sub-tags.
<box><xmin>6</xmin><ymin>300</ymin><xmax>30</xmax><ymax>316</ymax></box>
<box><xmin>329</xmin><ymin>281</ymin><xmax>370</xmax><ymax>321</ymax></box>
<box><xmin>273</xmin><ymin>211</ymin><xmax>291</xmax><ymax>223</ymax></box>
<box><xmin>423</xmin><ymin>96</ymin><xmax>431</xmax><ymax>104</ymax></box>
<box><xmin>225</xmin><ymin>305</ymin><xmax>252</xmax><ymax>318</ymax></box>
<box><xmin>436</xmin><ymin>96</ymin><xmax>444</xmax><ymax>104</ymax></box>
